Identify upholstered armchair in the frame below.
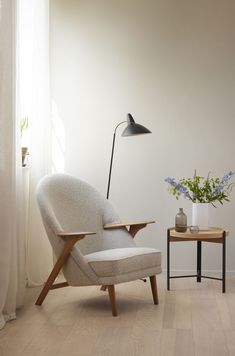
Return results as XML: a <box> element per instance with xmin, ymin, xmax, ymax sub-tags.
<box><xmin>35</xmin><ymin>174</ymin><xmax>162</xmax><ymax>316</ymax></box>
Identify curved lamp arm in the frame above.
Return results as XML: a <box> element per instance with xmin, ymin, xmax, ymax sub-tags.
<box><xmin>106</xmin><ymin>114</ymin><xmax>151</xmax><ymax>200</ymax></box>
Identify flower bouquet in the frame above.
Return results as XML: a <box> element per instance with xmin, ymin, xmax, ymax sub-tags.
<box><xmin>165</xmin><ymin>170</ymin><xmax>235</xmax><ymax>230</ymax></box>
<box><xmin>165</xmin><ymin>171</ymin><xmax>235</xmax><ymax>207</ymax></box>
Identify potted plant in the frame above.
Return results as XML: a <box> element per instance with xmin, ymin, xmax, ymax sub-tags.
<box><xmin>165</xmin><ymin>171</ymin><xmax>235</xmax><ymax>230</ymax></box>
<box><xmin>21</xmin><ymin>117</ymin><xmax>29</xmax><ymax>167</ymax></box>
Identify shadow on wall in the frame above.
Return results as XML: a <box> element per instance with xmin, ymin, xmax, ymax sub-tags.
<box><xmin>52</xmin><ymin>100</ymin><xmax>65</xmax><ymax>172</ymax></box>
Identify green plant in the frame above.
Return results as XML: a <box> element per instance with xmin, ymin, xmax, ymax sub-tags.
<box><xmin>20</xmin><ymin>117</ymin><xmax>28</xmax><ymax>137</ymax></box>
<box><xmin>165</xmin><ymin>171</ymin><xmax>235</xmax><ymax>206</ymax></box>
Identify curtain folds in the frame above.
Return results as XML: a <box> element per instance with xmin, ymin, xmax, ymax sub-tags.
<box><xmin>0</xmin><ymin>0</ymin><xmax>52</xmax><ymax>330</ymax></box>
<box><xmin>0</xmin><ymin>0</ymin><xmax>25</xmax><ymax>330</ymax></box>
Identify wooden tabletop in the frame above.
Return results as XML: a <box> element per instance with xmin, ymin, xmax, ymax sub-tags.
<box><xmin>168</xmin><ymin>227</ymin><xmax>229</xmax><ymax>240</ymax></box>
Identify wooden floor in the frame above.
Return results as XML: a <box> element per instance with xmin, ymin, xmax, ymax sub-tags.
<box><xmin>1</xmin><ymin>274</ymin><xmax>235</xmax><ymax>356</ymax></box>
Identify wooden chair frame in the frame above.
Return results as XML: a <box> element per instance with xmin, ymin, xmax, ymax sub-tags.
<box><xmin>35</xmin><ymin>231</ymin><xmax>95</xmax><ymax>306</ymax></box>
<box><xmin>35</xmin><ymin>221</ymin><xmax>159</xmax><ymax>316</ymax></box>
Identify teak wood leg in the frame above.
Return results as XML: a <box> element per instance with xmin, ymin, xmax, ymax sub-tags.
<box><xmin>108</xmin><ymin>285</ymin><xmax>118</xmax><ymax>316</ymax></box>
<box><xmin>150</xmin><ymin>275</ymin><xmax>159</xmax><ymax>305</ymax></box>
<box><xmin>100</xmin><ymin>285</ymin><xmax>107</xmax><ymax>291</ymax></box>
<box><xmin>35</xmin><ymin>237</ymin><xmax>78</xmax><ymax>306</ymax></box>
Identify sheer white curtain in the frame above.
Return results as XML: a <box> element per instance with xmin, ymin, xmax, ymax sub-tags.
<box><xmin>19</xmin><ymin>0</ymin><xmax>53</xmax><ymax>286</ymax></box>
<box><xmin>0</xmin><ymin>0</ymin><xmax>52</xmax><ymax>329</ymax></box>
<box><xmin>0</xmin><ymin>0</ymin><xmax>25</xmax><ymax>329</ymax></box>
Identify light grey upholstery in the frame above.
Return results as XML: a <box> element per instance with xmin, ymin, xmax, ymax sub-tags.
<box><xmin>36</xmin><ymin>173</ymin><xmax>162</xmax><ymax>287</ymax></box>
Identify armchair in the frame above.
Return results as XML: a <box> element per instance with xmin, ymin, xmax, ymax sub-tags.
<box><xmin>35</xmin><ymin>174</ymin><xmax>162</xmax><ymax>316</ymax></box>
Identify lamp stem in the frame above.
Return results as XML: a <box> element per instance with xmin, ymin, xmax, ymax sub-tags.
<box><xmin>106</xmin><ymin>132</ymin><xmax>116</xmax><ymax>199</ymax></box>
<box><xmin>106</xmin><ymin>121</ymin><xmax>126</xmax><ymax>200</ymax></box>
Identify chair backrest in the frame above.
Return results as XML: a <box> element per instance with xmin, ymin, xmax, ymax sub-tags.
<box><xmin>36</xmin><ymin>173</ymin><xmax>135</xmax><ymax>256</ymax></box>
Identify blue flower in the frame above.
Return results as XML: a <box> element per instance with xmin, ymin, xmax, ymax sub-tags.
<box><xmin>165</xmin><ymin>177</ymin><xmax>190</xmax><ymax>198</ymax></box>
<box><xmin>213</xmin><ymin>184</ymin><xmax>223</xmax><ymax>194</ymax></box>
<box><xmin>221</xmin><ymin>171</ymin><xmax>235</xmax><ymax>184</ymax></box>
<box><xmin>164</xmin><ymin>177</ymin><xmax>179</xmax><ymax>188</ymax></box>
<box><xmin>213</xmin><ymin>171</ymin><xmax>235</xmax><ymax>194</ymax></box>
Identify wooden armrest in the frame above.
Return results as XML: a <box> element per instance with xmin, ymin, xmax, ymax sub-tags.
<box><xmin>103</xmin><ymin>221</ymin><xmax>155</xmax><ymax>229</ymax></box>
<box><xmin>103</xmin><ymin>221</ymin><xmax>155</xmax><ymax>238</ymax></box>
<box><xmin>57</xmin><ymin>231</ymin><xmax>96</xmax><ymax>240</ymax></box>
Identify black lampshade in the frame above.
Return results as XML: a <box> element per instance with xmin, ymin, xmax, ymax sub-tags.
<box><xmin>121</xmin><ymin>113</ymin><xmax>151</xmax><ymax>137</ymax></box>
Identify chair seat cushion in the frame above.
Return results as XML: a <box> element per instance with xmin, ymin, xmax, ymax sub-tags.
<box><xmin>84</xmin><ymin>247</ymin><xmax>161</xmax><ymax>278</ymax></box>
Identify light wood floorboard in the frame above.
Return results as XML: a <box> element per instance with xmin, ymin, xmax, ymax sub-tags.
<box><xmin>1</xmin><ymin>275</ymin><xmax>235</xmax><ymax>356</ymax></box>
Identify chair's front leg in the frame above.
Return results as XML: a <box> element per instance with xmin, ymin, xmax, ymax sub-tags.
<box><xmin>107</xmin><ymin>285</ymin><xmax>118</xmax><ymax>316</ymax></box>
<box><xmin>35</xmin><ymin>237</ymin><xmax>79</xmax><ymax>306</ymax></box>
<box><xmin>150</xmin><ymin>275</ymin><xmax>159</xmax><ymax>305</ymax></box>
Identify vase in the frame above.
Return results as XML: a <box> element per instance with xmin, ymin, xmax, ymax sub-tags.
<box><xmin>21</xmin><ymin>147</ymin><xmax>29</xmax><ymax>167</ymax></box>
<box><xmin>175</xmin><ymin>208</ymin><xmax>187</xmax><ymax>232</ymax></box>
<box><xmin>192</xmin><ymin>203</ymin><xmax>209</xmax><ymax>230</ymax></box>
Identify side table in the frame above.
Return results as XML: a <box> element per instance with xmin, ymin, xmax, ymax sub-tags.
<box><xmin>167</xmin><ymin>227</ymin><xmax>228</xmax><ymax>293</ymax></box>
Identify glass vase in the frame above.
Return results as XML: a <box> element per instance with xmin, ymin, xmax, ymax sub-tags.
<box><xmin>175</xmin><ymin>208</ymin><xmax>187</xmax><ymax>232</ymax></box>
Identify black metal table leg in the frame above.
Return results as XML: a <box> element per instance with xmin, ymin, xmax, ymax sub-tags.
<box><xmin>167</xmin><ymin>228</ymin><xmax>227</xmax><ymax>293</ymax></box>
<box><xmin>222</xmin><ymin>231</ymin><xmax>226</xmax><ymax>293</ymax></box>
<box><xmin>167</xmin><ymin>229</ymin><xmax>170</xmax><ymax>290</ymax></box>
<box><xmin>197</xmin><ymin>241</ymin><xmax>202</xmax><ymax>282</ymax></box>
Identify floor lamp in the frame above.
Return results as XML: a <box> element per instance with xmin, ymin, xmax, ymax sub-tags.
<box><xmin>106</xmin><ymin>113</ymin><xmax>151</xmax><ymax>199</ymax></box>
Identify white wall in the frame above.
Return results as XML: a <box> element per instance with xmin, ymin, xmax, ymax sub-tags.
<box><xmin>50</xmin><ymin>0</ymin><xmax>235</xmax><ymax>273</ymax></box>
